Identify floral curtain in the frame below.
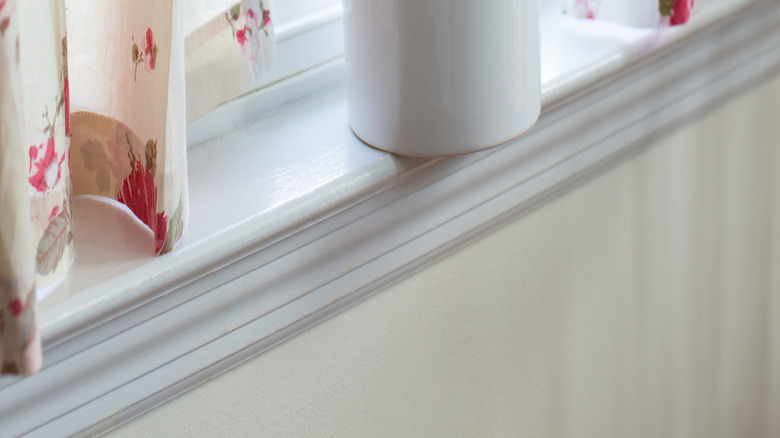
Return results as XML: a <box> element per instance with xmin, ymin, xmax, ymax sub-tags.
<box><xmin>0</xmin><ymin>0</ymin><xmax>275</xmax><ymax>375</ymax></box>
<box><xmin>562</xmin><ymin>0</ymin><xmax>694</xmax><ymax>27</ymax></box>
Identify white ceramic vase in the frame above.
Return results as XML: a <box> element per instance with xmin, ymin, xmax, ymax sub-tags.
<box><xmin>342</xmin><ymin>0</ymin><xmax>541</xmax><ymax>157</ymax></box>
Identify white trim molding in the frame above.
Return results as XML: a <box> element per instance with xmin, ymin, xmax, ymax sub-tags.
<box><xmin>1</xmin><ymin>0</ymin><xmax>778</xmax><ymax>435</ymax></box>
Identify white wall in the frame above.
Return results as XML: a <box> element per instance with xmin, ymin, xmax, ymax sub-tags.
<box><xmin>113</xmin><ymin>74</ymin><xmax>780</xmax><ymax>437</ymax></box>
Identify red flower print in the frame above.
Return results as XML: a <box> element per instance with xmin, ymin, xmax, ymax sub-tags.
<box><xmin>573</xmin><ymin>0</ymin><xmax>596</xmax><ymax>19</ymax></box>
<box><xmin>117</xmin><ymin>149</ymin><xmax>168</xmax><ymax>253</ymax></box>
<box><xmin>9</xmin><ymin>298</ymin><xmax>23</xmax><ymax>317</ymax></box>
<box><xmin>28</xmin><ymin>137</ymin><xmax>66</xmax><ymax>193</ymax></box>
<box><xmin>247</xmin><ymin>9</ymin><xmax>258</xmax><ymax>27</ymax></box>
<box><xmin>236</xmin><ymin>26</ymin><xmax>248</xmax><ymax>49</ymax></box>
<box><xmin>133</xmin><ymin>28</ymin><xmax>159</xmax><ymax>80</ymax></box>
<box><xmin>670</xmin><ymin>0</ymin><xmax>692</xmax><ymax>25</ymax></box>
<box><xmin>48</xmin><ymin>206</ymin><xmax>60</xmax><ymax>221</ymax></box>
<box><xmin>0</xmin><ymin>0</ymin><xmax>9</xmax><ymax>37</ymax></box>
<box><xmin>143</xmin><ymin>27</ymin><xmax>157</xmax><ymax>72</ymax></box>
<box><xmin>263</xmin><ymin>9</ymin><xmax>271</xmax><ymax>27</ymax></box>
<box><xmin>227</xmin><ymin>3</ymin><xmax>269</xmax><ymax>60</ymax></box>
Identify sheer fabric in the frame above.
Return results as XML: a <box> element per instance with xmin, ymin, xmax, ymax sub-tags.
<box><xmin>561</xmin><ymin>0</ymin><xmax>694</xmax><ymax>27</ymax></box>
<box><xmin>0</xmin><ymin>0</ymin><xmax>275</xmax><ymax>375</ymax></box>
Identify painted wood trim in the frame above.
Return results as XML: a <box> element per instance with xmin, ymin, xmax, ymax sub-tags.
<box><xmin>0</xmin><ymin>0</ymin><xmax>777</xmax><ymax>435</ymax></box>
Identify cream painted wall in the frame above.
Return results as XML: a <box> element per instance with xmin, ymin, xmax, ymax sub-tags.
<box><xmin>113</xmin><ymin>75</ymin><xmax>780</xmax><ymax>437</ymax></box>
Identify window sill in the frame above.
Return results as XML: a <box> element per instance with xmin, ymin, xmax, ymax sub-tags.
<box><xmin>1</xmin><ymin>0</ymin><xmax>779</xmax><ymax>434</ymax></box>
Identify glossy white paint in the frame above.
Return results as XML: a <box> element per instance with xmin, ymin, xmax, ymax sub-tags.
<box><xmin>342</xmin><ymin>0</ymin><xmax>541</xmax><ymax>156</ymax></box>
<box><xmin>273</xmin><ymin>0</ymin><xmax>341</xmax><ymax>38</ymax></box>
<box><xmin>0</xmin><ymin>0</ymin><xmax>776</xmax><ymax>435</ymax></box>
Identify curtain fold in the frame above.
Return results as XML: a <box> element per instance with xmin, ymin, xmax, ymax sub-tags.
<box><xmin>185</xmin><ymin>0</ymin><xmax>275</xmax><ymax>121</ymax></box>
<box><xmin>0</xmin><ymin>0</ymin><xmax>275</xmax><ymax>375</ymax></box>
<box><xmin>67</xmin><ymin>0</ymin><xmax>188</xmax><ymax>255</ymax></box>
<box><xmin>0</xmin><ymin>0</ymin><xmax>42</xmax><ymax>376</ymax></box>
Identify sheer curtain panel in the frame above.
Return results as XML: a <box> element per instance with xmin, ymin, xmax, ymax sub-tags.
<box><xmin>0</xmin><ymin>0</ymin><xmax>275</xmax><ymax>376</ymax></box>
<box><xmin>561</xmin><ymin>0</ymin><xmax>694</xmax><ymax>26</ymax></box>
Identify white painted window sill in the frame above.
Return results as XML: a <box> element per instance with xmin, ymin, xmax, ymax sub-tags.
<box><xmin>2</xmin><ymin>0</ymin><xmax>779</xmax><ymax>434</ymax></box>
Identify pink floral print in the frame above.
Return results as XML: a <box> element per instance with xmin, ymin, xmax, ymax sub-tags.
<box><xmin>117</xmin><ymin>137</ymin><xmax>168</xmax><ymax>254</ymax></box>
<box><xmin>132</xmin><ymin>27</ymin><xmax>159</xmax><ymax>80</ymax></box>
<box><xmin>664</xmin><ymin>0</ymin><xmax>693</xmax><ymax>25</ymax></box>
<box><xmin>226</xmin><ymin>2</ymin><xmax>271</xmax><ymax>61</ymax></box>
<box><xmin>76</xmin><ymin>117</ymin><xmax>184</xmax><ymax>255</ymax></box>
<box><xmin>236</xmin><ymin>25</ymin><xmax>248</xmax><ymax>47</ymax></box>
<box><xmin>263</xmin><ymin>9</ymin><xmax>271</xmax><ymax>27</ymax></box>
<box><xmin>28</xmin><ymin>37</ymin><xmax>70</xmax><ymax>194</ymax></box>
<box><xmin>143</xmin><ymin>28</ymin><xmax>157</xmax><ymax>71</ymax></box>
<box><xmin>28</xmin><ymin>137</ymin><xmax>66</xmax><ymax>193</ymax></box>
<box><xmin>574</xmin><ymin>0</ymin><xmax>596</xmax><ymax>19</ymax></box>
<box><xmin>0</xmin><ymin>279</ymin><xmax>38</xmax><ymax>375</ymax></box>
<box><xmin>565</xmin><ymin>0</ymin><xmax>693</xmax><ymax>26</ymax></box>
<box><xmin>0</xmin><ymin>0</ymin><xmax>10</xmax><ymax>37</ymax></box>
<box><xmin>9</xmin><ymin>297</ymin><xmax>23</xmax><ymax>316</ymax></box>
<box><xmin>22</xmin><ymin>31</ymin><xmax>74</xmax><ymax>285</ymax></box>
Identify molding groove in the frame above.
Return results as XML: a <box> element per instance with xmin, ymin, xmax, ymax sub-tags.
<box><xmin>0</xmin><ymin>0</ymin><xmax>778</xmax><ymax>435</ymax></box>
